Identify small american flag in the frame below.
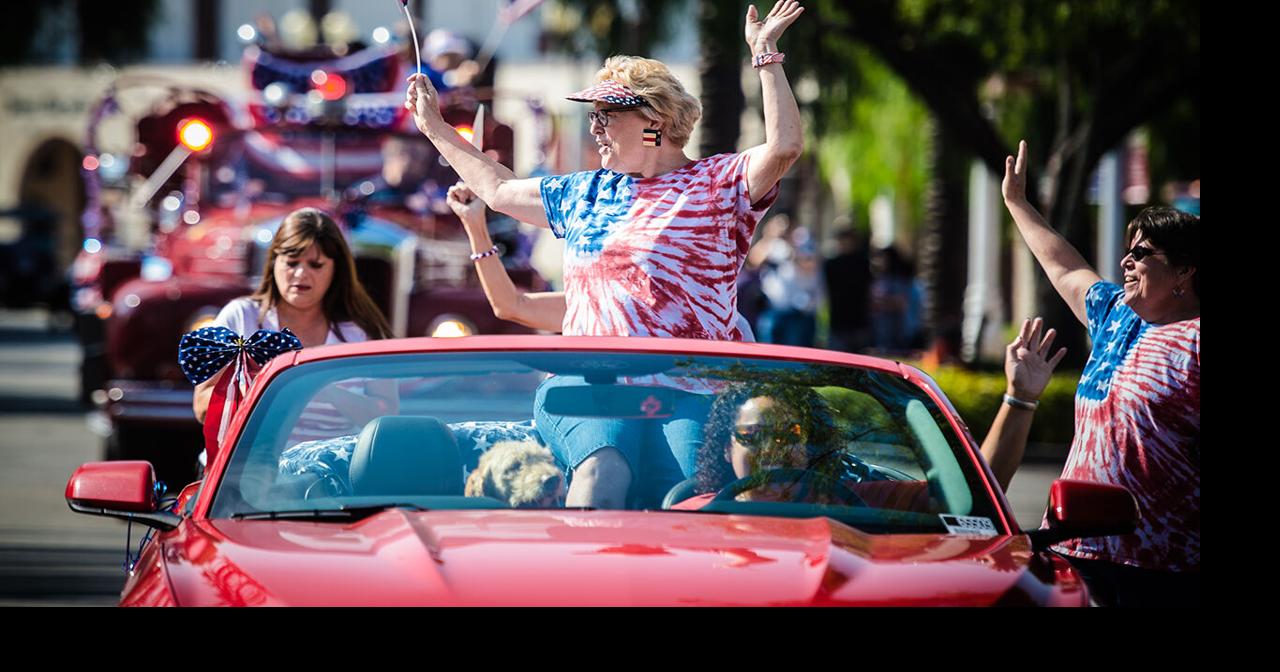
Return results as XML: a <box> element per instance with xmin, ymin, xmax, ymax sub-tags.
<box><xmin>499</xmin><ymin>0</ymin><xmax>545</xmax><ymax>25</ymax></box>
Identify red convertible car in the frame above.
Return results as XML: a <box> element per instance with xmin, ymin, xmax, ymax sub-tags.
<box><xmin>66</xmin><ymin>337</ymin><xmax>1136</xmax><ymax>606</ymax></box>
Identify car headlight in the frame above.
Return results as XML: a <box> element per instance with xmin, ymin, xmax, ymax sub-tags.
<box><xmin>185</xmin><ymin>308</ymin><xmax>221</xmax><ymax>333</ymax></box>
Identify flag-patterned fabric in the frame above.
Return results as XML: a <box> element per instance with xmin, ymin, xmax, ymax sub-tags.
<box><xmin>178</xmin><ymin>326</ymin><xmax>302</xmax><ymax>465</ymax></box>
<box><xmin>178</xmin><ymin>326</ymin><xmax>302</xmax><ymax>385</ymax></box>
<box><xmin>539</xmin><ymin>152</ymin><xmax>777</xmax><ymax>340</ymax></box>
<box><xmin>499</xmin><ymin>0</ymin><xmax>545</xmax><ymax>25</ymax></box>
<box><xmin>1052</xmin><ymin>282</ymin><xmax>1200</xmax><ymax>571</ymax></box>
<box><xmin>565</xmin><ymin>80</ymin><xmax>647</xmax><ymax>107</ymax></box>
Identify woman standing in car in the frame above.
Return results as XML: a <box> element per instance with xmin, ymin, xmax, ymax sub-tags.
<box><xmin>407</xmin><ymin>2</ymin><xmax>807</xmax><ymax>508</ymax></box>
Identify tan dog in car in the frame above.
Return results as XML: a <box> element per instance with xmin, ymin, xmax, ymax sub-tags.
<box><xmin>464</xmin><ymin>441</ymin><xmax>566</xmax><ymax>508</ymax></box>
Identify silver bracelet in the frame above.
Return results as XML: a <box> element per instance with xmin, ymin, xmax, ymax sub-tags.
<box><xmin>1003</xmin><ymin>394</ymin><xmax>1039</xmax><ymax>411</ymax></box>
<box><xmin>469</xmin><ymin>244</ymin><xmax>500</xmax><ymax>261</ymax></box>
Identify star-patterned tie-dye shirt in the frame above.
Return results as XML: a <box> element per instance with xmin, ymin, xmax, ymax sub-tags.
<box><xmin>1052</xmin><ymin>282</ymin><xmax>1200</xmax><ymax>571</ymax></box>
<box><xmin>540</xmin><ymin>152</ymin><xmax>778</xmax><ymax>339</ymax></box>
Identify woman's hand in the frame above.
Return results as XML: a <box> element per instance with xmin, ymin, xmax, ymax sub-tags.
<box><xmin>446</xmin><ymin>182</ymin><xmax>486</xmax><ymax>233</ymax></box>
<box><xmin>1005</xmin><ymin>317</ymin><xmax>1067</xmax><ymax>402</ymax></box>
<box><xmin>745</xmin><ymin>1</ymin><xmax>805</xmax><ymax>54</ymax></box>
<box><xmin>404</xmin><ymin>73</ymin><xmax>444</xmax><ymax>136</ymax></box>
<box><xmin>1002</xmin><ymin>140</ymin><xmax>1030</xmax><ymax>207</ymax></box>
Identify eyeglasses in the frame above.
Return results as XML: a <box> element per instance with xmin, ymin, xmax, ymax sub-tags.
<box><xmin>587</xmin><ymin>106</ymin><xmax>643</xmax><ymax>128</ymax></box>
<box><xmin>733</xmin><ymin>423</ymin><xmax>806</xmax><ymax>450</ymax></box>
<box><xmin>1125</xmin><ymin>244</ymin><xmax>1166</xmax><ymax>262</ymax></box>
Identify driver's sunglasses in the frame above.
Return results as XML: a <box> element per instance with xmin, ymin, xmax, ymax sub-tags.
<box><xmin>733</xmin><ymin>423</ymin><xmax>806</xmax><ymax>450</ymax></box>
<box><xmin>1125</xmin><ymin>244</ymin><xmax>1165</xmax><ymax>262</ymax></box>
<box><xmin>587</xmin><ymin>106</ymin><xmax>644</xmax><ymax>128</ymax></box>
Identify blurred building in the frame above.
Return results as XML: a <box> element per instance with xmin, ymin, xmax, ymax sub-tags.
<box><xmin>0</xmin><ymin>0</ymin><xmax>702</xmax><ymax>296</ymax></box>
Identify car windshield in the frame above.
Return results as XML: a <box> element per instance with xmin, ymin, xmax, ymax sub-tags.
<box><xmin>208</xmin><ymin>351</ymin><xmax>1001</xmax><ymax>534</ymax></box>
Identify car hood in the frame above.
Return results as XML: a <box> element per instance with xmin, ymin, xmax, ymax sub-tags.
<box><xmin>160</xmin><ymin>510</ymin><xmax>1085</xmax><ymax>606</ymax></box>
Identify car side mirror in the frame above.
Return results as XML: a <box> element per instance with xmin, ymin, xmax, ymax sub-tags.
<box><xmin>65</xmin><ymin>461</ymin><xmax>180</xmax><ymax>531</ymax></box>
<box><xmin>1027</xmin><ymin>479</ymin><xmax>1139</xmax><ymax>551</ymax></box>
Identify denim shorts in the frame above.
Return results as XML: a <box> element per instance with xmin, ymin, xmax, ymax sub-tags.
<box><xmin>533</xmin><ymin>375</ymin><xmax>713</xmax><ymax>506</ymax></box>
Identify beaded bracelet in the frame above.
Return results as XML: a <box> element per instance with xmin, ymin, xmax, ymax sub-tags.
<box><xmin>469</xmin><ymin>244</ymin><xmax>500</xmax><ymax>261</ymax></box>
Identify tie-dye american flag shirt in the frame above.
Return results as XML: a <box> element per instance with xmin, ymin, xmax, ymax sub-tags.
<box><xmin>540</xmin><ymin>153</ymin><xmax>778</xmax><ymax>339</ymax></box>
<box><xmin>1052</xmin><ymin>282</ymin><xmax>1200</xmax><ymax>571</ymax></box>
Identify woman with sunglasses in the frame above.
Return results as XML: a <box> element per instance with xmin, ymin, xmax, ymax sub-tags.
<box><xmin>406</xmin><ymin>2</ymin><xmax>806</xmax><ymax>509</ymax></box>
<box><xmin>1001</xmin><ymin>141</ymin><xmax>1199</xmax><ymax>606</ymax></box>
<box><xmin>686</xmin><ymin>382</ymin><xmax>891</xmax><ymax>506</ymax></box>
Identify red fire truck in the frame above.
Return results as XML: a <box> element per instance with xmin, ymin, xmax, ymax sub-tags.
<box><xmin>71</xmin><ymin>36</ymin><xmax>542</xmax><ymax>484</ymax></box>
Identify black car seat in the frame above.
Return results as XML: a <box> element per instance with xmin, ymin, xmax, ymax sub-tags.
<box><xmin>349</xmin><ymin>416</ymin><xmax>465</xmax><ymax>497</ymax></box>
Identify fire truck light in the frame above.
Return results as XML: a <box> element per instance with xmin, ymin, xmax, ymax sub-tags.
<box><xmin>178</xmin><ymin>118</ymin><xmax>214</xmax><ymax>152</ymax></box>
<box><xmin>312</xmin><ymin>71</ymin><xmax>347</xmax><ymax>101</ymax></box>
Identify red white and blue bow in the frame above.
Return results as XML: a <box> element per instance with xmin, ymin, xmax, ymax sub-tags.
<box><xmin>178</xmin><ymin>326</ymin><xmax>303</xmax><ymax>465</ymax></box>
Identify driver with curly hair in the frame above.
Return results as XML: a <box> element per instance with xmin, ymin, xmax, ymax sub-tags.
<box><xmin>689</xmin><ymin>382</ymin><xmax>886</xmax><ymax>505</ymax></box>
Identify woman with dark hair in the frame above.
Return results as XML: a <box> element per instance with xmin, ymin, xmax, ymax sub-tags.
<box><xmin>696</xmin><ymin>383</ymin><xmax>834</xmax><ymax>497</ymax></box>
<box><xmin>407</xmin><ymin>2</ymin><xmax>807</xmax><ymax>509</ymax></box>
<box><xmin>690</xmin><ymin>382</ymin><xmax>888</xmax><ymax>505</ymax></box>
<box><xmin>999</xmin><ymin>141</ymin><xmax>1199</xmax><ymax>606</ymax></box>
<box><xmin>193</xmin><ymin>208</ymin><xmax>395</xmax><ymax>443</ymax></box>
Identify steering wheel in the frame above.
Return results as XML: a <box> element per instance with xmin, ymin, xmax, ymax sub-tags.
<box><xmin>661</xmin><ymin>477</ymin><xmax>700</xmax><ymax>509</ymax></box>
<box><xmin>712</xmin><ymin>469</ymin><xmax>867</xmax><ymax>507</ymax></box>
<box><xmin>303</xmin><ymin>473</ymin><xmax>347</xmax><ymax>500</ymax></box>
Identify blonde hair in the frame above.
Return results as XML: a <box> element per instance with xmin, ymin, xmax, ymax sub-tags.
<box><xmin>596</xmin><ymin>55</ymin><xmax>701</xmax><ymax>147</ymax></box>
<box><xmin>464</xmin><ymin>441</ymin><xmax>565</xmax><ymax>508</ymax></box>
